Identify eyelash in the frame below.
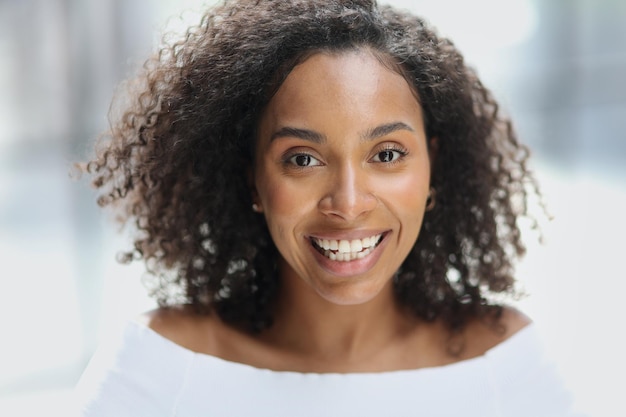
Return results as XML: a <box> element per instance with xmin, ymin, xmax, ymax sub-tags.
<box><xmin>371</xmin><ymin>144</ymin><xmax>409</xmax><ymax>165</ymax></box>
<box><xmin>281</xmin><ymin>143</ymin><xmax>409</xmax><ymax>170</ymax></box>
<box><xmin>281</xmin><ymin>151</ymin><xmax>322</xmax><ymax>170</ymax></box>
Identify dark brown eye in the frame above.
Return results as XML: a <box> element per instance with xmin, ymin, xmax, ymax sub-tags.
<box><xmin>287</xmin><ymin>153</ymin><xmax>321</xmax><ymax>167</ymax></box>
<box><xmin>378</xmin><ymin>150</ymin><xmax>394</xmax><ymax>162</ymax></box>
<box><xmin>295</xmin><ymin>155</ymin><xmax>311</xmax><ymax>166</ymax></box>
<box><xmin>373</xmin><ymin>149</ymin><xmax>403</xmax><ymax>163</ymax></box>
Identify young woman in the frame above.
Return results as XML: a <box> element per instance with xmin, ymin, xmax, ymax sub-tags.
<box><xmin>75</xmin><ymin>1</ymin><xmax>582</xmax><ymax>415</ymax></box>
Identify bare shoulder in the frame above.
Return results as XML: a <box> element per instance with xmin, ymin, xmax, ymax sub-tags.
<box><xmin>497</xmin><ymin>305</ymin><xmax>533</xmax><ymax>337</ymax></box>
<box><xmin>138</xmin><ymin>305</ymin><xmax>220</xmax><ymax>354</ymax></box>
<box><xmin>460</xmin><ymin>306</ymin><xmax>532</xmax><ymax>359</ymax></box>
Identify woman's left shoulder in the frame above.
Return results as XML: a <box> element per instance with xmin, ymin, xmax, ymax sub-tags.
<box><xmin>461</xmin><ymin>306</ymin><xmax>532</xmax><ymax>359</ymax></box>
<box><xmin>495</xmin><ymin>305</ymin><xmax>533</xmax><ymax>338</ymax></box>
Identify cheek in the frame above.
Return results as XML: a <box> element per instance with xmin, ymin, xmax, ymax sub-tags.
<box><xmin>256</xmin><ymin>170</ymin><xmax>318</xmax><ymax>242</ymax></box>
<box><xmin>373</xmin><ymin>169</ymin><xmax>430</xmax><ymax>215</ymax></box>
<box><xmin>263</xmin><ymin>177</ymin><xmax>308</xmax><ymax>216</ymax></box>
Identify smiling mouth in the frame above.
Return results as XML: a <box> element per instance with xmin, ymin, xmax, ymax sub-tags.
<box><xmin>310</xmin><ymin>233</ymin><xmax>385</xmax><ymax>262</ymax></box>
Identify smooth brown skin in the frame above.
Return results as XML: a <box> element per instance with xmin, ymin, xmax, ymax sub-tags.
<box><xmin>142</xmin><ymin>50</ymin><xmax>530</xmax><ymax>373</ymax></box>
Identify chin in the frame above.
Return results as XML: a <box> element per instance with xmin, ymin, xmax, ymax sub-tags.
<box><xmin>313</xmin><ymin>279</ymin><xmax>391</xmax><ymax>307</ymax></box>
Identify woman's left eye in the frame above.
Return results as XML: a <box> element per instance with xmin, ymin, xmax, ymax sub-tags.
<box><xmin>372</xmin><ymin>149</ymin><xmax>406</xmax><ymax>163</ymax></box>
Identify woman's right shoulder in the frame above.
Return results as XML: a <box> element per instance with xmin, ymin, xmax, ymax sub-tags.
<box><xmin>74</xmin><ymin>307</ymin><xmax>205</xmax><ymax>416</ymax></box>
<box><xmin>137</xmin><ymin>305</ymin><xmax>222</xmax><ymax>355</ymax></box>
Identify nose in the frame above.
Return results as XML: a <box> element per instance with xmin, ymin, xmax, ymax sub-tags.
<box><xmin>318</xmin><ymin>163</ymin><xmax>377</xmax><ymax>221</ymax></box>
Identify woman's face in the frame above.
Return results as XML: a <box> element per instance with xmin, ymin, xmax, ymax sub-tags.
<box><xmin>254</xmin><ymin>49</ymin><xmax>432</xmax><ymax>306</ymax></box>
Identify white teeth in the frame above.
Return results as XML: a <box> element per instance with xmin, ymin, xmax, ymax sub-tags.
<box><xmin>338</xmin><ymin>240</ymin><xmax>351</xmax><ymax>253</ymax></box>
<box><xmin>313</xmin><ymin>234</ymin><xmax>383</xmax><ymax>262</ymax></box>
<box><xmin>350</xmin><ymin>239</ymin><xmax>363</xmax><ymax>252</ymax></box>
<box><xmin>314</xmin><ymin>235</ymin><xmax>381</xmax><ymax>253</ymax></box>
<box><xmin>321</xmin><ymin>247</ymin><xmax>373</xmax><ymax>262</ymax></box>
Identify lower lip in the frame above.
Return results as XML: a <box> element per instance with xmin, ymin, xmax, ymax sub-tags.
<box><xmin>307</xmin><ymin>234</ymin><xmax>389</xmax><ymax>277</ymax></box>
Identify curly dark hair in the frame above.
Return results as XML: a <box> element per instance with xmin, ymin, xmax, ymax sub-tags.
<box><xmin>87</xmin><ymin>0</ymin><xmax>538</xmax><ymax>334</ymax></box>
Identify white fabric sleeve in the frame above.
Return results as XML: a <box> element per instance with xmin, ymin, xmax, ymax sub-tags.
<box><xmin>72</xmin><ymin>322</ymin><xmax>194</xmax><ymax>417</ymax></box>
<box><xmin>486</xmin><ymin>326</ymin><xmax>587</xmax><ymax>417</ymax></box>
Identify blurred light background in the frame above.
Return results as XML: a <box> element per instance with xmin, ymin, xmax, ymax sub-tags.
<box><xmin>0</xmin><ymin>0</ymin><xmax>624</xmax><ymax>415</ymax></box>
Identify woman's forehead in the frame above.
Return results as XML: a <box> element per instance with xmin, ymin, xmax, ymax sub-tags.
<box><xmin>265</xmin><ymin>49</ymin><xmax>420</xmax><ymax>113</ymax></box>
<box><xmin>256</xmin><ymin>50</ymin><xmax>425</xmax><ymax>146</ymax></box>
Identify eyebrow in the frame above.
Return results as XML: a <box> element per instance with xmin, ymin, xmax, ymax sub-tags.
<box><xmin>270</xmin><ymin>127</ymin><xmax>326</xmax><ymax>143</ymax></box>
<box><xmin>362</xmin><ymin>122</ymin><xmax>414</xmax><ymax>141</ymax></box>
<box><xmin>269</xmin><ymin>121</ymin><xmax>414</xmax><ymax>144</ymax></box>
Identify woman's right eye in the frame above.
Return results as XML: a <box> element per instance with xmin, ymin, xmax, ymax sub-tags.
<box><xmin>286</xmin><ymin>153</ymin><xmax>322</xmax><ymax>167</ymax></box>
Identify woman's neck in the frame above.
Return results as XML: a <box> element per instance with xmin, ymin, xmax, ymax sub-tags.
<box><xmin>260</xmin><ymin>272</ymin><xmax>419</xmax><ymax>367</ymax></box>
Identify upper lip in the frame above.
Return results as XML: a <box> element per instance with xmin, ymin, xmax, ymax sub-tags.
<box><xmin>306</xmin><ymin>229</ymin><xmax>390</xmax><ymax>241</ymax></box>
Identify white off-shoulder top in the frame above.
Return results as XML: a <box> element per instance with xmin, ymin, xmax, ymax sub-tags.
<box><xmin>73</xmin><ymin>321</ymin><xmax>584</xmax><ymax>417</ymax></box>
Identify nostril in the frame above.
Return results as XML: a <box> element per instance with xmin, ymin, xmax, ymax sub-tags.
<box><xmin>317</xmin><ymin>185</ymin><xmax>377</xmax><ymax>220</ymax></box>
